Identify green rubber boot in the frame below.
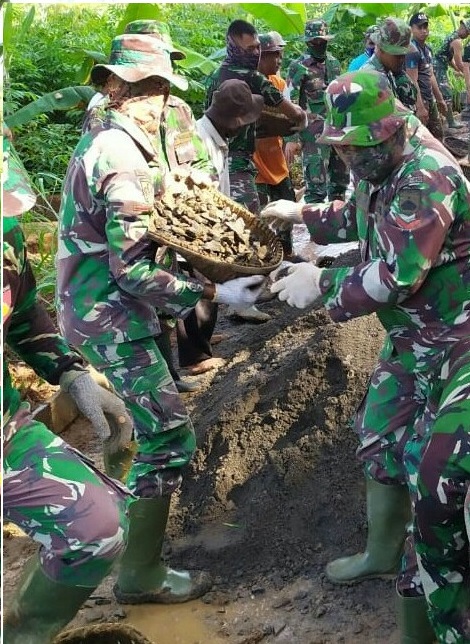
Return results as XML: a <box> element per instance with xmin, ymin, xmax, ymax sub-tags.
<box><xmin>326</xmin><ymin>480</ymin><xmax>411</xmax><ymax>584</ymax></box>
<box><xmin>3</xmin><ymin>555</ymin><xmax>96</xmax><ymax>644</ymax></box>
<box><xmin>114</xmin><ymin>497</ymin><xmax>212</xmax><ymax>604</ymax></box>
<box><xmin>397</xmin><ymin>594</ymin><xmax>436</xmax><ymax>643</ymax></box>
<box><xmin>446</xmin><ymin>104</ymin><xmax>464</xmax><ymax>129</ymax></box>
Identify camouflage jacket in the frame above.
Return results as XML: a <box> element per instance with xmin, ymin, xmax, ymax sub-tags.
<box><xmin>361</xmin><ymin>56</ymin><xmax>417</xmax><ymax>111</ymax></box>
<box><xmin>286</xmin><ymin>52</ymin><xmax>341</xmax><ymax>115</ymax></box>
<box><xmin>302</xmin><ymin>115</ymin><xmax>470</xmax><ymax>357</ymax></box>
<box><xmin>3</xmin><ymin>217</ymin><xmax>86</xmax><ymax>427</ymax></box>
<box><xmin>434</xmin><ymin>31</ymin><xmax>459</xmax><ymax>68</ymax></box>
<box><xmin>205</xmin><ymin>64</ymin><xmax>284</xmax><ymax>173</ymax></box>
<box><xmin>56</xmin><ymin>108</ymin><xmax>205</xmax><ymax>347</ymax></box>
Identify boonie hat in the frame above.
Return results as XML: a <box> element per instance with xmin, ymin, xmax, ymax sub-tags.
<box><xmin>259</xmin><ymin>31</ymin><xmax>286</xmax><ymax>53</ymax></box>
<box><xmin>317</xmin><ymin>70</ymin><xmax>407</xmax><ymax>147</ymax></box>
<box><xmin>205</xmin><ymin>79</ymin><xmax>264</xmax><ymax>130</ymax></box>
<box><xmin>370</xmin><ymin>17</ymin><xmax>413</xmax><ymax>55</ymax></box>
<box><xmin>364</xmin><ymin>25</ymin><xmax>379</xmax><ymax>38</ymax></box>
<box><xmin>460</xmin><ymin>18</ymin><xmax>470</xmax><ymax>31</ymax></box>
<box><xmin>124</xmin><ymin>20</ymin><xmax>186</xmax><ymax>60</ymax></box>
<box><xmin>91</xmin><ymin>34</ymin><xmax>188</xmax><ymax>90</ymax></box>
<box><xmin>409</xmin><ymin>13</ymin><xmax>429</xmax><ymax>27</ymax></box>
<box><xmin>304</xmin><ymin>19</ymin><xmax>335</xmax><ymax>41</ymax></box>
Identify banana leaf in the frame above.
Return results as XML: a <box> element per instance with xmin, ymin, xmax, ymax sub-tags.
<box><xmin>238</xmin><ymin>3</ymin><xmax>304</xmax><ymax>35</ymax></box>
<box><xmin>5</xmin><ymin>86</ymin><xmax>96</xmax><ymax>128</ymax></box>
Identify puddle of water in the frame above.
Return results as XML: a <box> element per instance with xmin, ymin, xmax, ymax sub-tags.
<box><xmin>125</xmin><ymin>600</ymin><xmax>226</xmax><ymax>644</ymax></box>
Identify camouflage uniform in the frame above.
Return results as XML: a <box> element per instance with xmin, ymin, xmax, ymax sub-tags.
<box><xmin>286</xmin><ymin>20</ymin><xmax>348</xmax><ymax>203</ymax></box>
<box><xmin>307</xmin><ymin>72</ymin><xmax>470</xmax><ymax>642</ymax></box>
<box><xmin>434</xmin><ymin>30</ymin><xmax>461</xmax><ymax>103</ymax></box>
<box><xmin>3</xmin><ymin>212</ymin><xmax>129</xmax><ymax>586</ymax></box>
<box><xmin>206</xmin><ymin>60</ymin><xmax>285</xmax><ymax>214</ymax></box>
<box><xmin>57</xmin><ymin>105</ymin><xmax>206</xmax><ymax>498</ymax></box>
<box><xmin>361</xmin><ymin>18</ymin><xmax>417</xmax><ymax>111</ymax></box>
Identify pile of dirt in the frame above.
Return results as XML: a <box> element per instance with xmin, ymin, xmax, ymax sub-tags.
<box><xmin>4</xmin><ymin>248</ymin><xmax>403</xmax><ymax>643</ymax></box>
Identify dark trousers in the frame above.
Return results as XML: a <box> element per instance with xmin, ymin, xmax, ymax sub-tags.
<box><xmin>257</xmin><ymin>176</ymin><xmax>295</xmax><ymax>256</ymax></box>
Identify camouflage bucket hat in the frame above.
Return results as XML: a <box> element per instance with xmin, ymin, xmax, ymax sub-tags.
<box><xmin>124</xmin><ymin>20</ymin><xmax>186</xmax><ymax>60</ymax></box>
<box><xmin>91</xmin><ymin>34</ymin><xmax>188</xmax><ymax>90</ymax></box>
<box><xmin>304</xmin><ymin>19</ymin><xmax>334</xmax><ymax>41</ymax></box>
<box><xmin>370</xmin><ymin>17</ymin><xmax>413</xmax><ymax>55</ymax></box>
<box><xmin>317</xmin><ymin>71</ymin><xmax>407</xmax><ymax>147</ymax></box>
<box><xmin>259</xmin><ymin>31</ymin><xmax>286</xmax><ymax>52</ymax></box>
<box><xmin>3</xmin><ymin>138</ymin><xmax>37</xmax><ymax>217</ymax></box>
<box><xmin>460</xmin><ymin>18</ymin><xmax>470</xmax><ymax>31</ymax></box>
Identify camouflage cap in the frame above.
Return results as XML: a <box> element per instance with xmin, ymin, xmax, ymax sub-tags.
<box><xmin>370</xmin><ymin>17</ymin><xmax>413</xmax><ymax>55</ymax></box>
<box><xmin>460</xmin><ymin>18</ymin><xmax>470</xmax><ymax>32</ymax></box>
<box><xmin>317</xmin><ymin>71</ymin><xmax>407</xmax><ymax>147</ymax></box>
<box><xmin>364</xmin><ymin>25</ymin><xmax>379</xmax><ymax>38</ymax></box>
<box><xmin>124</xmin><ymin>20</ymin><xmax>186</xmax><ymax>60</ymax></box>
<box><xmin>259</xmin><ymin>31</ymin><xmax>286</xmax><ymax>52</ymax></box>
<box><xmin>3</xmin><ymin>138</ymin><xmax>37</xmax><ymax>217</ymax></box>
<box><xmin>91</xmin><ymin>34</ymin><xmax>188</xmax><ymax>90</ymax></box>
<box><xmin>303</xmin><ymin>19</ymin><xmax>335</xmax><ymax>41</ymax></box>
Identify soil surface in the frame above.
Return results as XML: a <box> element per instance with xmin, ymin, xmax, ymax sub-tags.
<box><xmin>4</xmin><ymin>241</ymin><xmax>401</xmax><ymax>644</ymax></box>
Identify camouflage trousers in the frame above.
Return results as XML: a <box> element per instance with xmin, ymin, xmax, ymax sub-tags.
<box><xmin>3</xmin><ymin>407</ymin><xmax>129</xmax><ymax>586</ymax></box>
<box><xmin>257</xmin><ymin>176</ymin><xmax>296</xmax><ymax>256</ymax></box>
<box><xmin>80</xmin><ymin>337</ymin><xmax>197</xmax><ymax>498</ymax></box>
<box><xmin>300</xmin><ymin>141</ymin><xmax>348</xmax><ymax>204</ymax></box>
<box><xmin>355</xmin><ymin>337</ymin><xmax>470</xmax><ymax>642</ymax></box>
<box><xmin>230</xmin><ymin>168</ymin><xmax>260</xmax><ymax>215</ymax></box>
<box><xmin>424</xmin><ymin>99</ymin><xmax>444</xmax><ymax>141</ymax></box>
<box><xmin>434</xmin><ymin>63</ymin><xmax>452</xmax><ymax>103</ymax></box>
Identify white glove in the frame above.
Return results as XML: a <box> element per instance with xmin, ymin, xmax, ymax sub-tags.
<box><xmin>214</xmin><ymin>275</ymin><xmax>265</xmax><ymax>306</ymax></box>
<box><xmin>260</xmin><ymin>199</ymin><xmax>303</xmax><ymax>231</ymax></box>
<box><xmin>188</xmin><ymin>168</ymin><xmax>216</xmax><ymax>188</ymax></box>
<box><xmin>270</xmin><ymin>262</ymin><xmax>323</xmax><ymax>309</ymax></box>
<box><xmin>59</xmin><ymin>370</ymin><xmax>133</xmax><ymax>449</ymax></box>
<box><xmin>269</xmin><ymin>261</ymin><xmax>296</xmax><ymax>282</ymax></box>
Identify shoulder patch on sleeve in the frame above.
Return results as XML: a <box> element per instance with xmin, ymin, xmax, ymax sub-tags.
<box><xmin>395</xmin><ymin>187</ymin><xmax>422</xmax><ymax>228</ymax></box>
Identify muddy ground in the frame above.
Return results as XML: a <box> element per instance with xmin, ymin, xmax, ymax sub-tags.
<box><xmin>4</xmin><ymin>241</ymin><xmax>403</xmax><ymax>644</ymax></box>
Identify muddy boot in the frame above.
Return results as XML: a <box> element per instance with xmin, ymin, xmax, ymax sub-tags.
<box><xmin>397</xmin><ymin>593</ymin><xmax>436</xmax><ymax>643</ymax></box>
<box><xmin>3</xmin><ymin>555</ymin><xmax>96</xmax><ymax>644</ymax></box>
<box><xmin>114</xmin><ymin>497</ymin><xmax>212</xmax><ymax>604</ymax></box>
<box><xmin>446</xmin><ymin>104</ymin><xmax>464</xmax><ymax>129</ymax></box>
<box><xmin>326</xmin><ymin>480</ymin><xmax>411</xmax><ymax>584</ymax></box>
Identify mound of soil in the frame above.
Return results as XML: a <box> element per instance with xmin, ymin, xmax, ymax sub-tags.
<box><xmin>4</xmin><ymin>248</ymin><xmax>402</xmax><ymax>643</ymax></box>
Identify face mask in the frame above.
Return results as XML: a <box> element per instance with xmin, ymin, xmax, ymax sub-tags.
<box><xmin>225</xmin><ymin>35</ymin><xmax>260</xmax><ymax>70</ymax></box>
<box><xmin>335</xmin><ymin>126</ymin><xmax>405</xmax><ymax>184</ymax></box>
<box><xmin>307</xmin><ymin>41</ymin><xmax>328</xmax><ymax>60</ymax></box>
<box><xmin>365</xmin><ymin>46</ymin><xmax>375</xmax><ymax>57</ymax></box>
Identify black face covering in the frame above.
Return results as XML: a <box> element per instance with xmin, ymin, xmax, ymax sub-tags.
<box><xmin>307</xmin><ymin>40</ymin><xmax>328</xmax><ymax>60</ymax></box>
<box><xmin>225</xmin><ymin>35</ymin><xmax>260</xmax><ymax>70</ymax></box>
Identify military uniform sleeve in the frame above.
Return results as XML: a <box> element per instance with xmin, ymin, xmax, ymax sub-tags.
<box><xmin>101</xmin><ymin>158</ymin><xmax>204</xmax><ymax>317</ymax></box>
<box><xmin>250</xmin><ymin>71</ymin><xmax>284</xmax><ymax>107</ymax></box>
<box><xmin>4</xmin><ymin>220</ymin><xmax>86</xmax><ymax>385</ymax></box>
<box><xmin>302</xmin><ymin>194</ymin><xmax>359</xmax><ymax>244</ymax></box>
<box><xmin>318</xmin><ymin>174</ymin><xmax>456</xmax><ymax>322</ymax></box>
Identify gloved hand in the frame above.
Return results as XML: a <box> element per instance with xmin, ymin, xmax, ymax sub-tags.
<box><xmin>59</xmin><ymin>370</ymin><xmax>133</xmax><ymax>449</ymax></box>
<box><xmin>270</xmin><ymin>262</ymin><xmax>323</xmax><ymax>309</ymax></box>
<box><xmin>214</xmin><ymin>275</ymin><xmax>265</xmax><ymax>306</ymax></box>
<box><xmin>187</xmin><ymin>168</ymin><xmax>216</xmax><ymax>188</ymax></box>
<box><xmin>260</xmin><ymin>200</ymin><xmax>303</xmax><ymax>231</ymax></box>
<box><xmin>269</xmin><ymin>261</ymin><xmax>296</xmax><ymax>283</ymax></box>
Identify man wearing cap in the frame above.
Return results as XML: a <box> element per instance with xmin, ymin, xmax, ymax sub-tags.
<box><xmin>123</xmin><ymin>20</ymin><xmax>225</xmax><ymax>379</ymax></box>
<box><xmin>361</xmin><ymin>17</ymin><xmax>417</xmax><ymax>113</ymax></box>
<box><xmin>348</xmin><ymin>26</ymin><xmax>378</xmax><ymax>72</ymax></box>
<box><xmin>253</xmin><ymin>31</ymin><xmax>297</xmax><ymax>259</ymax></box>
<box><xmin>3</xmin><ymin>135</ymin><xmax>132</xmax><ymax>642</ymax></box>
<box><xmin>434</xmin><ymin>18</ymin><xmax>470</xmax><ymax>128</ymax></box>
<box><xmin>405</xmin><ymin>13</ymin><xmax>447</xmax><ymax>139</ymax></box>
<box><xmin>57</xmin><ymin>31</ymin><xmax>265</xmax><ymax>607</ymax></box>
<box><xmin>205</xmin><ymin>19</ymin><xmax>306</xmax><ymax>216</ymax></box>
<box><xmin>285</xmin><ymin>19</ymin><xmax>348</xmax><ymax>204</ymax></box>
<box><xmin>261</xmin><ymin>69</ymin><xmax>470</xmax><ymax>643</ymax></box>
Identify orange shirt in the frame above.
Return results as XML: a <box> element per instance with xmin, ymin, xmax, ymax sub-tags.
<box><xmin>253</xmin><ymin>74</ymin><xmax>290</xmax><ymax>186</ymax></box>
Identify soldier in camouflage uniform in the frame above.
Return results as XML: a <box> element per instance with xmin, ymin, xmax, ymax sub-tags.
<box><xmin>262</xmin><ymin>71</ymin><xmax>470</xmax><ymax>643</ymax></box>
<box><xmin>124</xmin><ymin>20</ymin><xmax>222</xmax><ymax>380</ymax></box>
<box><xmin>361</xmin><ymin>17</ymin><xmax>418</xmax><ymax>112</ymax></box>
<box><xmin>3</xmin><ymin>136</ymin><xmax>132</xmax><ymax>643</ymax></box>
<box><xmin>56</xmin><ymin>33</ymin><xmax>264</xmax><ymax>607</ymax></box>
<box><xmin>285</xmin><ymin>19</ymin><xmax>348</xmax><ymax>204</ymax></box>
<box><xmin>434</xmin><ymin>18</ymin><xmax>470</xmax><ymax>128</ymax></box>
<box><xmin>205</xmin><ymin>19</ymin><xmax>306</xmax><ymax>215</ymax></box>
